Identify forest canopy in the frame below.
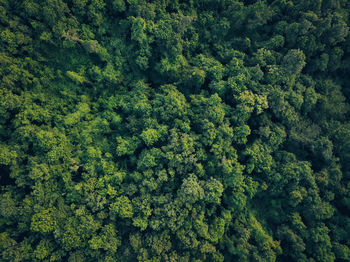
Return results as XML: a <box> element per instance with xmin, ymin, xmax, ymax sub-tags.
<box><xmin>1</xmin><ymin>0</ymin><xmax>350</xmax><ymax>261</ymax></box>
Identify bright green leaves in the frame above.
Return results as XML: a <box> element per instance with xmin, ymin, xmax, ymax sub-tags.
<box><xmin>194</xmin><ymin>212</ymin><xmax>210</xmax><ymax>239</ymax></box>
<box><xmin>268</xmin><ymin>88</ymin><xmax>300</xmax><ymax>126</ymax></box>
<box><xmin>257</xmin><ymin>35</ymin><xmax>285</xmax><ymax>50</ymax></box>
<box><xmin>249</xmin><ymin>215</ymin><xmax>282</xmax><ymax>261</ymax></box>
<box><xmin>244</xmin><ymin>140</ymin><xmax>274</xmax><ymax>174</ymax></box>
<box><xmin>153</xmin><ymin>85</ymin><xmax>188</xmax><ymax>122</ymax></box>
<box><xmin>132</xmin><ymin>196</ymin><xmax>152</xmax><ymax>231</ymax></box>
<box><xmin>0</xmin><ymin>192</ymin><xmax>18</xmax><ymax>218</ymax></box>
<box><xmin>148</xmin><ymin>231</ymin><xmax>172</xmax><ymax>256</ymax></box>
<box><xmin>203</xmin><ymin>178</ymin><xmax>223</xmax><ymax>204</ymax></box>
<box><xmin>137</xmin><ymin>148</ymin><xmax>163</xmax><ymax>171</ymax></box>
<box><xmin>35</xmin><ymin>130</ymin><xmax>57</xmax><ymax>151</ymax></box>
<box><xmin>164</xmin><ymin>130</ymin><xmax>197</xmax><ymax>175</ymax></box>
<box><xmin>60</xmin><ymin>217</ymin><xmax>85</xmax><ymax>251</ymax></box>
<box><xmin>221</xmin><ymin>158</ymin><xmax>245</xmax><ymax>188</ymax></box>
<box><xmin>233</xmin><ymin>125</ymin><xmax>251</xmax><ymax>145</ymax></box>
<box><xmin>232</xmin><ymin>90</ymin><xmax>269</xmax><ymax>124</ymax></box>
<box><xmin>118</xmin><ymin>81</ymin><xmax>152</xmax><ymax>117</ymax></box>
<box><xmin>193</xmin><ymin>54</ymin><xmax>225</xmax><ymax>81</ymax></box>
<box><xmin>157</xmin><ymin>54</ymin><xmax>189</xmax><ymax>81</ymax></box>
<box><xmin>309</xmin><ymin>224</ymin><xmax>335</xmax><ymax>262</ymax></box>
<box><xmin>110</xmin><ymin>196</ymin><xmax>133</xmax><ymax>218</ymax></box>
<box><xmin>0</xmin><ymin>144</ymin><xmax>17</xmax><ymax>166</ymax></box>
<box><xmin>30</xmin><ymin>128</ymin><xmax>71</xmax><ymax>163</ymax></box>
<box><xmin>129</xmin><ymin>16</ymin><xmax>152</xmax><ymax>70</ymax></box>
<box><xmin>28</xmin><ymin>161</ymin><xmax>51</xmax><ymax>181</ymax></box>
<box><xmin>81</xmin><ymin>40</ymin><xmax>109</xmax><ymax>61</ymax></box>
<box><xmin>141</xmin><ymin>128</ymin><xmax>161</xmax><ymax>146</ymax></box>
<box><xmin>303</xmin><ymin>86</ymin><xmax>318</xmax><ymax>113</ymax></box>
<box><xmin>130</xmin><ymin>17</ymin><xmax>147</xmax><ymax>43</ymax></box>
<box><xmin>66</xmin><ymin>70</ymin><xmax>87</xmax><ymax>84</ymax></box>
<box><xmin>132</xmin><ymin>216</ymin><xmax>148</xmax><ymax>231</ymax></box>
<box><xmin>34</xmin><ymin>239</ymin><xmax>54</xmax><ymax>260</ymax></box>
<box><xmin>178</xmin><ymin>174</ymin><xmax>204</xmax><ymax>205</ymax></box>
<box><xmin>115</xmin><ymin>136</ymin><xmax>140</xmax><ymax>156</ymax></box>
<box><xmin>191</xmin><ymin>93</ymin><xmax>225</xmax><ymax>125</ymax></box>
<box><xmin>0</xmin><ymin>28</ymin><xmax>32</xmax><ymax>55</ymax></box>
<box><xmin>64</xmin><ymin>102</ymin><xmax>90</xmax><ymax>125</ymax></box>
<box><xmin>31</xmin><ymin>208</ymin><xmax>57</xmax><ymax>233</ymax></box>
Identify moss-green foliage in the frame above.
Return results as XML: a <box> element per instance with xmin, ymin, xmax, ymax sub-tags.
<box><xmin>1</xmin><ymin>0</ymin><xmax>350</xmax><ymax>261</ymax></box>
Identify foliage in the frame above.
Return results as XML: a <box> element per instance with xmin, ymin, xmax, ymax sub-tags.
<box><xmin>1</xmin><ymin>0</ymin><xmax>350</xmax><ymax>261</ymax></box>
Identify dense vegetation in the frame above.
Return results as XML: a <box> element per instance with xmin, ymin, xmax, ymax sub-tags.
<box><xmin>1</xmin><ymin>0</ymin><xmax>350</xmax><ymax>261</ymax></box>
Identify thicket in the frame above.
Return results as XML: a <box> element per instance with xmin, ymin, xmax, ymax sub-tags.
<box><xmin>1</xmin><ymin>0</ymin><xmax>350</xmax><ymax>261</ymax></box>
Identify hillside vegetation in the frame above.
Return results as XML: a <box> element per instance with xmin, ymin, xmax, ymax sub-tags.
<box><xmin>1</xmin><ymin>0</ymin><xmax>350</xmax><ymax>261</ymax></box>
